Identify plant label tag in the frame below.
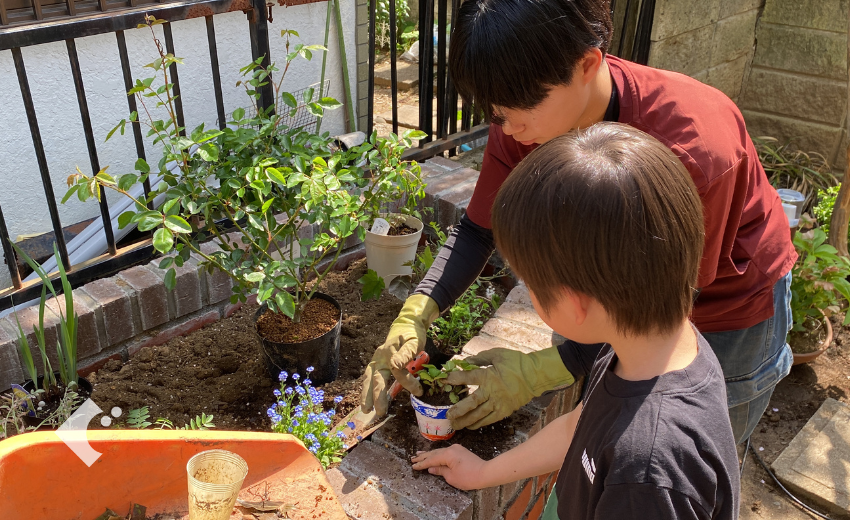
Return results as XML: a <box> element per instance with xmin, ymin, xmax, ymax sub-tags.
<box><xmin>371</xmin><ymin>218</ymin><xmax>391</xmax><ymax>236</ymax></box>
<box><xmin>10</xmin><ymin>383</ymin><xmax>35</xmax><ymax>417</ymax></box>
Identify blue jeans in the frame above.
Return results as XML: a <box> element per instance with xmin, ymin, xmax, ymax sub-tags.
<box><xmin>702</xmin><ymin>271</ymin><xmax>794</xmax><ymax>444</ymax></box>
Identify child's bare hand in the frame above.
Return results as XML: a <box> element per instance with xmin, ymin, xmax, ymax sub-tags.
<box><xmin>411</xmin><ymin>445</ymin><xmax>486</xmax><ymax>490</ymax></box>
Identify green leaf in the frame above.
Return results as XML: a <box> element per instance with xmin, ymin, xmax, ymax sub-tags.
<box><xmin>198</xmin><ymin>142</ymin><xmax>219</xmax><ymax>162</ymax></box>
<box><xmin>117</xmin><ymin>211</ymin><xmax>135</xmax><ymax>229</ymax></box>
<box><xmin>159</xmin><ymin>257</ymin><xmax>174</xmax><ymax>270</ymax></box>
<box><xmin>118</xmin><ymin>174</ymin><xmax>139</xmax><ymax>191</ymax></box>
<box><xmin>244</xmin><ymin>272</ymin><xmax>266</xmax><ymax>283</ymax></box>
<box><xmin>281</xmin><ymin>92</ymin><xmax>298</xmax><ymax>108</ymax></box>
<box><xmin>449</xmin><ymin>392</ymin><xmax>459</xmax><ymax>404</ymax></box>
<box><xmin>275</xmin><ymin>291</ymin><xmax>296</xmax><ymax>319</ymax></box>
<box><xmin>266</xmin><ymin>167</ymin><xmax>287</xmax><ymax>185</ymax></box>
<box><xmin>153</xmin><ymin>228</ymin><xmax>174</xmax><ymax>253</ymax></box>
<box><xmin>232</xmin><ymin>107</ymin><xmax>245</xmax><ymax>120</ymax></box>
<box><xmin>164</xmin><ymin>268</ymin><xmax>176</xmax><ymax>290</ymax></box>
<box><xmin>318</xmin><ymin>97</ymin><xmax>342</xmax><ymax>109</ymax></box>
<box><xmin>261</xmin><ymin>199</ymin><xmax>274</xmax><ymax>215</ymax></box>
<box><xmin>135</xmin><ymin>158</ymin><xmax>151</xmax><ymax>174</ymax></box>
<box><xmin>164</xmin><ymin>215</ymin><xmax>192</xmax><ymax>234</ymax></box>
<box><xmin>61</xmin><ymin>185</ymin><xmax>80</xmax><ymax>204</ymax></box>
<box><xmin>357</xmin><ymin>269</ymin><xmax>385</xmax><ymax>301</ymax></box>
<box><xmin>136</xmin><ymin>210</ymin><xmax>163</xmax><ymax>232</ymax></box>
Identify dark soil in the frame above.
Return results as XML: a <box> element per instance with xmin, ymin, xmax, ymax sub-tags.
<box><xmin>256</xmin><ymin>298</ymin><xmax>339</xmax><ymax>343</ymax></box>
<box><xmin>416</xmin><ymin>389</ymin><xmax>460</xmax><ymax>408</ymax></box>
<box><xmin>17</xmin><ymin>377</ymin><xmax>92</xmax><ymax>427</ymax></box>
<box><xmin>388</xmin><ymin>223</ymin><xmax>418</xmax><ymax>236</ymax></box>
<box><xmin>85</xmin><ymin>258</ymin><xmax>405</xmax><ymax>430</ymax></box>
<box><xmin>787</xmin><ymin>317</ymin><xmax>830</xmax><ymax>354</ymax></box>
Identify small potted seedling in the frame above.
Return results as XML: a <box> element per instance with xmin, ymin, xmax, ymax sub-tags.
<box><xmin>411</xmin><ymin>359</ymin><xmax>478</xmax><ymax>441</ymax></box>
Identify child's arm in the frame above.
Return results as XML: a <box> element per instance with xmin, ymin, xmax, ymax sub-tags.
<box><xmin>411</xmin><ymin>402</ymin><xmax>583</xmax><ymax>490</ymax></box>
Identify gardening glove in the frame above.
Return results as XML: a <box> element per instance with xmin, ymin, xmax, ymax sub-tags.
<box><xmin>361</xmin><ymin>294</ymin><xmax>440</xmax><ymax>416</ymax></box>
<box><xmin>446</xmin><ymin>347</ymin><xmax>574</xmax><ymax>430</ymax></box>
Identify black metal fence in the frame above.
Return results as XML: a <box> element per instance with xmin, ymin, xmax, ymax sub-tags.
<box><xmin>0</xmin><ymin>0</ymin><xmax>655</xmax><ymax>311</ymax></box>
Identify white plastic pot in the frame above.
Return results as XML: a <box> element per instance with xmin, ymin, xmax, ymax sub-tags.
<box><xmin>364</xmin><ymin>215</ymin><xmax>423</xmax><ymax>284</ymax></box>
<box><xmin>411</xmin><ymin>394</ymin><xmax>456</xmax><ymax>441</ymax></box>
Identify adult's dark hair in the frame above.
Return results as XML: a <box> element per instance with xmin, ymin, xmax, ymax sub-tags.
<box><xmin>492</xmin><ymin>123</ymin><xmax>705</xmax><ymax>336</ymax></box>
<box><xmin>449</xmin><ymin>0</ymin><xmax>613</xmax><ymax>120</ymax></box>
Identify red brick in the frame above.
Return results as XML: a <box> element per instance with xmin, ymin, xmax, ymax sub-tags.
<box><xmin>427</xmin><ymin>155</ymin><xmax>465</xmax><ymax>172</ymax></box>
<box><xmin>561</xmin><ymin>377</ymin><xmax>584</xmax><ymax>414</ymax></box>
<box><xmin>117</xmin><ymin>265</ymin><xmax>169</xmax><ymax>331</ymax></box>
<box><xmin>77</xmin><ymin>352</ymin><xmax>123</xmax><ymax>378</ymax></box>
<box><xmin>338</xmin><ymin>440</ymin><xmax>473</xmax><ymax>520</ymax></box>
<box><xmin>224</xmin><ymin>300</ymin><xmax>243</xmax><ymax>318</ymax></box>
<box><xmin>1</xmin><ymin>304</ymin><xmax>61</xmax><ymax>371</ymax></box>
<box><xmin>422</xmin><ymin>167</ymin><xmax>480</xmax><ymax>210</ymax></box>
<box><xmin>146</xmin><ymin>260</ymin><xmax>202</xmax><ymax>319</ymax></box>
<box><xmin>419</xmin><ymin>162</ymin><xmax>453</xmax><ymax>181</ymax></box>
<box><xmin>500</xmin><ymin>478</ymin><xmax>528</xmax><ymax>510</ymax></box>
<box><xmin>436</xmin><ymin>178</ymin><xmax>478</xmax><ymax>231</ymax></box>
<box><xmin>505</xmin><ymin>481</ymin><xmax>532</xmax><ymax>520</ymax></box>
<box><xmin>81</xmin><ymin>277</ymin><xmax>136</xmax><ymax>347</ymax></box>
<box><xmin>526</xmin><ymin>492</ymin><xmax>546</xmax><ymax>520</ymax></box>
<box><xmin>474</xmin><ymin>485</ymin><xmax>500</xmax><ymax>520</ymax></box>
<box><xmin>326</xmin><ymin>468</ymin><xmax>422</xmax><ymax>520</ymax></box>
<box><xmin>0</xmin><ymin>325</ymin><xmax>24</xmax><ymax>389</ymax></box>
<box><xmin>546</xmin><ymin>472</ymin><xmax>558</xmax><ymax>496</ymax></box>
<box><xmin>126</xmin><ymin>310</ymin><xmax>219</xmax><ymax>358</ymax></box>
<box><xmin>505</xmin><ymin>285</ymin><xmax>533</xmax><ymax>307</ymax></box>
<box><xmin>525</xmin><ymin>392</ymin><xmax>562</xmax><ymax>427</ymax></box>
<box><xmin>45</xmin><ymin>289</ymin><xmax>101</xmax><ymax>359</ymax></box>
<box><xmin>480</xmin><ymin>318</ymin><xmax>552</xmax><ymax>353</ymax></box>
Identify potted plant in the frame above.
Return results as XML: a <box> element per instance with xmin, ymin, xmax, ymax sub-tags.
<box><xmin>412</xmin><ymin>359</ymin><xmax>478</xmax><ymax>440</ymax></box>
<box><xmin>66</xmin><ymin>17</ymin><xmax>425</xmax><ymax>385</ymax></box>
<box><xmin>360</xmin><ymin>142</ymin><xmax>427</xmax><ymax>284</ymax></box>
<box><xmin>4</xmin><ymin>243</ymin><xmax>92</xmax><ymax>431</ymax></box>
<box><xmin>788</xmin><ymin>220</ymin><xmax>850</xmax><ymax>364</ymax></box>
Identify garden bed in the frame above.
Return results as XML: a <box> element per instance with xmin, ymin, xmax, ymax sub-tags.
<box><xmin>85</xmin><ymin>257</ymin><xmax>506</xmax><ymax>433</ymax></box>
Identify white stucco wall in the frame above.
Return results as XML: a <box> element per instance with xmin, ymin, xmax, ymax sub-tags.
<box><xmin>0</xmin><ymin>1</ymin><xmax>356</xmax><ymax>290</ymax></box>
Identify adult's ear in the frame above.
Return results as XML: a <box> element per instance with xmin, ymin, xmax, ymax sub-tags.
<box><xmin>578</xmin><ymin>48</ymin><xmax>605</xmax><ymax>85</ymax></box>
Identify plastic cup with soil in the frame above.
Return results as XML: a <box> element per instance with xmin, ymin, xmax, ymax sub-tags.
<box><xmin>411</xmin><ymin>359</ymin><xmax>479</xmax><ymax>441</ymax></box>
<box><xmin>187</xmin><ymin>449</ymin><xmax>249</xmax><ymax>520</ymax></box>
<box><xmin>255</xmin><ymin>293</ymin><xmax>342</xmax><ymax>386</ymax></box>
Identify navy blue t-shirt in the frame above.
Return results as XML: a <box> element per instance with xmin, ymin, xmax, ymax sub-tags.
<box><xmin>547</xmin><ymin>333</ymin><xmax>739</xmax><ymax>519</ymax></box>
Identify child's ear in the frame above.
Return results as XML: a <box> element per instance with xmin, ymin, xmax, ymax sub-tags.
<box><xmin>564</xmin><ymin>288</ymin><xmax>590</xmax><ymax>326</ymax></box>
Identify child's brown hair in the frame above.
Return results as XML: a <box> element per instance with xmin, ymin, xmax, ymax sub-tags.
<box><xmin>492</xmin><ymin>123</ymin><xmax>704</xmax><ymax>336</ymax></box>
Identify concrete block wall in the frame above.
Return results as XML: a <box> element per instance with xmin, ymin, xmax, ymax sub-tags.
<box><xmin>328</xmin><ymin>282</ymin><xmax>583</xmax><ymax>520</ymax></box>
<box><xmin>738</xmin><ymin>0</ymin><xmax>849</xmax><ymax>170</ymax></box>
<box><xmin>356</xmin><ymin>0</ymin><xmax>370</xmax><ymax>132</ymax></box>
<box><xmin>647</xmin><ymin>0</ymin><xmax>764</xmax><ymax>102</ymax></box>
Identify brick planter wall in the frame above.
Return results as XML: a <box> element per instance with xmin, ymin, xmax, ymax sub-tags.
<box><xmin>327</xmin><ymin>282</ymin><xmax>582</xmax><ymax>520</ymax></box>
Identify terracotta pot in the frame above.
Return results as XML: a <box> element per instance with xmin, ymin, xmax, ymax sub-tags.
<box><xmin>792</xmin><ymin>315</ymin><xmax>833</xmax><ymax>365</ymax></box>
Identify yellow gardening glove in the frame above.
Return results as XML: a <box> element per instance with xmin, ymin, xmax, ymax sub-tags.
<box><xmin>361</xmin><ymin>294</ymin><xmax>440</xmax><ymax>416</ymax></box>
<box><xmin>446</xmin><ymin>347</ymin><xmax>575</xmax><ymax>430</ymax></box>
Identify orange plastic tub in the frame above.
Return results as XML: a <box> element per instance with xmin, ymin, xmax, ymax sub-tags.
<box><xmin>0</xmin><ymin>430</ymin><xmax>346</xmax><ymax>519</ymax></box>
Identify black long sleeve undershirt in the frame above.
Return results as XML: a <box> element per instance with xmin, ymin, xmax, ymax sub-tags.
<box><xmin>413</xmin><ymin>213</ymin><xmax>495</xmax><ymax>313</ymax></box>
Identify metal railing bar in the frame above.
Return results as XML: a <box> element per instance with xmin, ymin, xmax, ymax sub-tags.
<box><xmin>66</xmin><ymin>0</ymin><xmax>75</xmax><ymax>16</ymax></box>
<box><xmin>246</xmin><ymin>0</ymin><xmax>273</xmax><ymax>114</ymax></box>
<box><xmin>388</xmin><ymin>0</ymin><xmax>398</xmax><ymax>135</ymax></box>
<box><xmin>11</xmin><ymin>46</ymin><xmax>71</xmax><ymax>270</ymax></box>
<box><xmin>0</xmin><ymin>0</ymin><xmax>248</xmax><ymax>51</ymax></box>
<box><xmin>446</xmin><ymin>0</ymin><xmax>459</xmax><ymax>155</ymax></box>
<box><xmin>205</xmin><ymin>15</ymin><xmax>226</xmax><ymax>130</ymax></box>
<box><xmin>460</xmin><ymin>99</ymin><xmax>470</xmax><ymax>132</ymax></box>
<box><xmin>31</xmin><ymin>0</ymin><xmax>43</xmax><ymax>19</ymax></box>
<box><xmin>366</xmin><ymin>0</ymin><xmax>376</xmax><ymax>137</ymax></box>
<box><xmin>418</xmin><ymin>0</ymin><xmax>434</xmax><ymax>144</ymax></box>
<box><xmin>66</xmin><ymin>37</ymin><xmax>117</xmax><ymax>256</ymax></box>
<box><xmin>402</xmin><ymin>122</ymin><xmax>488</xmax><ymax>162</ymax></box>
<box><xmin>162</xmin><ymin>21</ymin><xmax>186</xmax><ymax>136</ymax></box>
<box><xmin>435</xmin><ymin>0</ymin><xmax>447</xmax><ymax>140</ymax></box>
<box><xmin>96</xmin><ymin>0</ymin><xmax>106</xmax><ymax>11</ymax></box>
<box><xmin>0</xmin><ymin>0</ymin><xmax>8</xmax><ymax>25</ymax></box>
<box><xmin>630</xmin><ymin>0</ymin><xmax>655</xmax><ymax>65</ymax></box>
<box><xmin>0</xmin><ymin>237</ymin><xmax>156</xmax><ymax>312</ymax></box>
<box><xmin>115</xmin><ymin>30</ymin><xmax>152</xmax><ymax>208</ymax></box>
<box><xmin>0</xmin><ymin>205</ymin><xmax>23</xmax><ymax>290</ymax></box>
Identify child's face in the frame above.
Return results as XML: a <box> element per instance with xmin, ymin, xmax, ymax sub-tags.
<box><xmin>491</xmin><ymin>49</ymin><xmax>605</xmax><ymax>146</ymax></box>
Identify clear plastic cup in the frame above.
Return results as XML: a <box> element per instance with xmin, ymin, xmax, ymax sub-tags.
<box><xmin>187</xmin><ymin>449</ymin><xmax>248</xmax><ymax>520</ymax></box>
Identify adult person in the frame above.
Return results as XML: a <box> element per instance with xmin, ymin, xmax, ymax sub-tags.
<box><xmin>360</xmin><ymin>0</ymin><xmax>795</xmax><ymax>444</ymax></box>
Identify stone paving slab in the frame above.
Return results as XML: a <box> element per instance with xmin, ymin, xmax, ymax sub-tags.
<box><xmin>374</xmin><ymin>61</ymin><xmax>420</xmax><ymax>90</ymax></box>
<box><xmin>773</xmin><ymin>398</ymin><xmax>850</xmax><ymax>517</ymax></box>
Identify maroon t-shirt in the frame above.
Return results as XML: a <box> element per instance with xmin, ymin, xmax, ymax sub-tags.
<box><xmin>465</xmin><ymin>56</ymin><xmax>796</xmax><ymax>333</ymax></box>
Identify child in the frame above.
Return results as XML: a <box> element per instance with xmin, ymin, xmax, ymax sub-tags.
<box><xmin>412</xmin><ymin>123</ymin><xmax>740</xmax><ymax>519</ymax></box>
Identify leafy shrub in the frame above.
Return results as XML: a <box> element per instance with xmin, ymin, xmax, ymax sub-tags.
<box><xmin>753</xmin><ymin>136</ymin><xmax>835</xmax><ymax>213</ymax></box>
<box><xmin>813</xmin><ymin>184</ymin><xmax>842</xmax><ymax>237</ymax></box>
<box><xmin>790</xmin><ymin>224</ymin><xmax>850</xmax><ymax>332</ymax></box>
<box><xmin>267</xmin><ymin>368</ymin><xmax>347</xmax><ymax>468</ymax></box>
<box><xmin>430</xmin><ymin>282</ymin><xmax>500</xmax><ymax>353</ymax></box>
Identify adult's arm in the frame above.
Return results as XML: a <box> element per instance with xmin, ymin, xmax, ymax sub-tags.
<box><xmin>413</xmin><ymin>213</ymin><xmax>495</xmax><ymax>312</ymax></box>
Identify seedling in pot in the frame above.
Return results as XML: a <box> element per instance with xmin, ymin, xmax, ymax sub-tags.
<box><xmin>416</xmin><ymin>358</ymin><xmax>478</xmax><ymax>405</ymax></box>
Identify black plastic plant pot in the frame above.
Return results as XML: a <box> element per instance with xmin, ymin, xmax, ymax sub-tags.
<box><xmin>19</xmin><ymin>373</ymin><xmax>93</xmax><ymax>429</ymax></box>
<box><xmin>254</xmin><ymin>292</ymin><xmax>342</xmax><ymax>386</ymax></box>
<box><xmin>424</xmin><ymin>336</ymin><xmax>452</xmax><ymax>369</ymax></box>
